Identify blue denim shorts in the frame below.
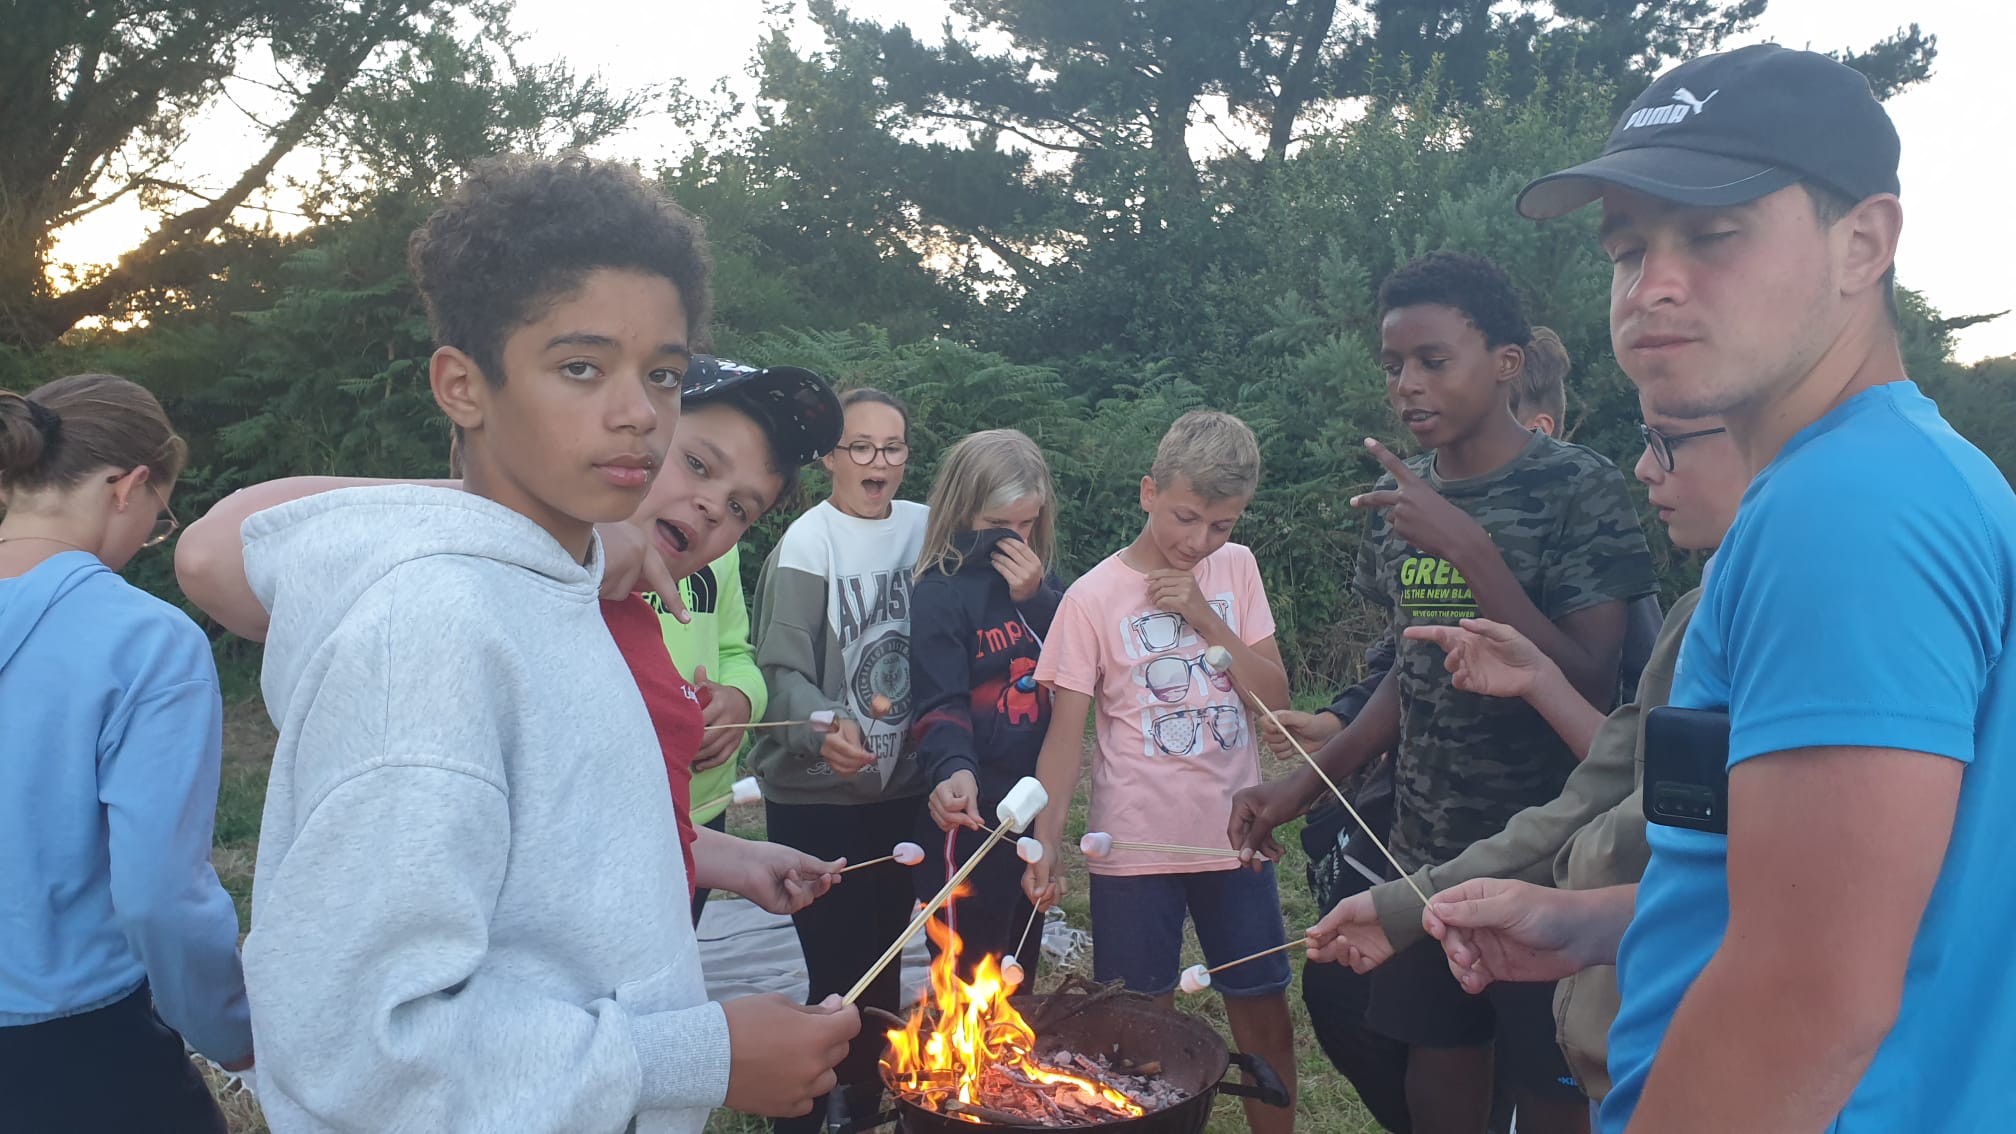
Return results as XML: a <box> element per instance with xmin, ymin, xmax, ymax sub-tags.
<box><xmin>1087</xmin><ymin>864</ymin><xmax>1292</xmax><ymax>998</ymax></box>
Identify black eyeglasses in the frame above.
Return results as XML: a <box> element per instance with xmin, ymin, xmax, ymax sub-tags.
<box><xmin>1639</xmin><ymin>423</ymin><xmax>1726</xmax><ymax>473</ymax></box>
<box><xmin>841</xmin><ymin>441</ymin><xmax>910</xmax><ymax>467</ymax></box>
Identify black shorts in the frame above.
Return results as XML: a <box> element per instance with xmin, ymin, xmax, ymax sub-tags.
<box><xmin>1365</xmin><ymin>939</ymin><xmax>1585</xmax><ymax>1100</ymax></box>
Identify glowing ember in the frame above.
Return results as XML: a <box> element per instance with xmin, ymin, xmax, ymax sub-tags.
<box><xmin>883</xmin><ymin>917</ymin><xmax>1145</xmax><ymax>1124</ymax></box>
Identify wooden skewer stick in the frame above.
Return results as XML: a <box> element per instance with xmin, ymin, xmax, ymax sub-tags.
<box><xmin>1208</xmin><ymin>936</ymin><xmax>1310</xmax><ymax>975</ymax></box>
<box><xmin>701</xmin><ymin>718</ymin><xmax>815</xmax><ymax>732</ymax></box>
<box><xmin>843</xmin><ymin>822</ymin><xmax>1016</xmax><ymax>1004</ymax></box>
<box><xmin>1211</xmin><ymin>650</ymin><xmax>1433</xmax><ymax>909</ymax></box>
<box><xmin>1110</xmin><ymin>840</ymin><xmax>1244</xmax><ymax>858</ymax></box>
<box><xmin>1080</xmin><ymin>831</ymin><xmax>1243</xmax><ymax>859</ymax></box>
<box><xmin>1015</xmin><ymin>902</ymin><xmax>1045</xmax><ymax>952</ymax></box>
<box><xmin>705</xmin><ymin>703</ymin><xmax>877</xmax><ymax>733</ymax></box>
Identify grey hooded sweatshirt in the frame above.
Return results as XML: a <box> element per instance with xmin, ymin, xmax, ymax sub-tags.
<box><xmin>241</xmin><ymin>485</ymin><xmax>728</xmax><ymax>1133</ymax></box>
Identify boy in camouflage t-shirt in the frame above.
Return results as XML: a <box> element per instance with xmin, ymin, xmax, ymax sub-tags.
<box><xmin>1355</xmin><ymin>434</ymin><xmax>1655</xmax><ymax>874</ymax></box>
<box><xmin>1348</xmin><ymin>253</ymin><xmax>1654</xmax><ymax>1133</ymax></box>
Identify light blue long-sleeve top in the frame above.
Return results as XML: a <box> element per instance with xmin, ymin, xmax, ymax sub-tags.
<box><xmin>0</xmin><ymin>550</ymin><xmax>252</xmax><ymax>1063</ymax></box>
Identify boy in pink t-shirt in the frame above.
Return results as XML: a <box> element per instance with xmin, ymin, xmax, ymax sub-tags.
<box><xmin>1024</xmin><ymin>411</ymin><xmax>1298</xmax><ymax>1134</ymax></box>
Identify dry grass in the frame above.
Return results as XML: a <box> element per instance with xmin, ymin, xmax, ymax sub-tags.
<box><xmin>207</xmin><ymin>704</ymin><xmax>1379</xmax><ymax>1134</ymax></box>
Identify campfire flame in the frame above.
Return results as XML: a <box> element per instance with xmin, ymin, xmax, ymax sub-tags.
<box><xmin>884</xmin><ymin>915</ymin><xmax>1145</xmax><ymax>1123</ymax></box>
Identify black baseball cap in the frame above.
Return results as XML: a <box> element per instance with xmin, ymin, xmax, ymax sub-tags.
<box><xmin>1517</xmin><ymin>44</ymin><xmax>1900</xmax><ymax>220</ymax></box>
<box><xmin>681</xmin><ymin>356</ymin><xmax>843</xmax><ymax>467</ymax></box>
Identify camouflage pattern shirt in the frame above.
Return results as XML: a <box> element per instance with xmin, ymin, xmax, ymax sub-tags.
<box><xmin>1354</xmin><ymin>431</ymin><xmax>1656</xmax><ymax>871</ymax></box>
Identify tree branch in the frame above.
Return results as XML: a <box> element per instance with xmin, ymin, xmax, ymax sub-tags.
<box><xmin>919</xmin><ymin>107</ymin><xmax>1095</xmax><ymax>153</ymax></box>
<box><xmin>17</xmin><ymin>3</ymin><xmax>419</xmax><ymax>349</ymax></box>
<box><xmin>48</xmin><ymin>157</ymin><xmax>183</xmax><ymax>228</ymax></box>
<box><xmin>967</xmin><ymin>228</ymin><xmax>1043</xmax><ymax>282</ymax></box>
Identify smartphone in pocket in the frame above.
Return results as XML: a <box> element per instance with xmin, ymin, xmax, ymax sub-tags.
<box><xmin>1643</xmin><ymin>706</ymin><xmax>1731</xmax><ymax>835</ymax></box>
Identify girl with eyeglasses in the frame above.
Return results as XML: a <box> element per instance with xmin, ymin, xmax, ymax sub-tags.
<box><xmin>747</xmin><ymin>386</ymin><xmax>930</xmax><ymax>1134</ymax></box>
<box><xmin>0</xmin><ymin>374</ymin><xmax>251</xmax><ymax>1132</ymax></box>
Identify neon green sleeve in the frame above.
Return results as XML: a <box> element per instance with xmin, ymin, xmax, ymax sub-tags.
<box><xmin>714</xmin><ymin>544</ymin><xmax>767</xmax><ymax>725</ymax></box>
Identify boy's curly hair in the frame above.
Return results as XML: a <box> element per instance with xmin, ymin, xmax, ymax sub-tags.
<box><xmin>408</xmin><ymin>153</ymin><xmax>712</xmax><ymax>384</ymax></box>
<box><xmin>1376</xmin><ymin>251</ymin><xmax>1531</xmax><ymax>350</ymax></box>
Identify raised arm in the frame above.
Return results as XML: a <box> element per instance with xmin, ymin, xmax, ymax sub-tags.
<box><xmin>1350</xmin><ymin>439</ymin><xmax>1648</xmax><ymax>703</ymax></box>
<box><xmin>176</xmin><ymin>477</ymin><xmax>452</xmax><ymax>641</ymax></box>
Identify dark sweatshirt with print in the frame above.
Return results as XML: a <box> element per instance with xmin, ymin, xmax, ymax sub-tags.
<box><xmin>907</xmin><ymin>528</ymin><xmax>1063</xmax><ymax>811</ymax></box>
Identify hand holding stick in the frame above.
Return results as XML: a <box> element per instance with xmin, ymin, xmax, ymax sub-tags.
<box><xmin>1202</xmin><ymin>646</ymin><xmax>1432</xmax><ymax>908</ymax></box>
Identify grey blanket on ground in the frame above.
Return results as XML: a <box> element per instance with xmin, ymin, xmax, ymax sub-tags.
<box><xmin>696</xmin><ymin>899</ymin><xmax>930</xmax><ymax>1005</ymax></box>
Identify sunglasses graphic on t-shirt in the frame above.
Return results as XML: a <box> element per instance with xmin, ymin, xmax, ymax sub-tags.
<box><xmin>1149</xmin><ymin>705</ymin><xmax>1245</xmax><ymax>757</ymax></box>
<box><xmin>1129</xmin><ymin>600</ymin><xmax>1232</xmax><ymax>654</ymax></box>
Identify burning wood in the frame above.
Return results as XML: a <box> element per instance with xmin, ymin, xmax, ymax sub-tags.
<box><xmin>883</xmin><ymin>919</ymin><xmax>1181</xmax><ymax>1125</ymax></box>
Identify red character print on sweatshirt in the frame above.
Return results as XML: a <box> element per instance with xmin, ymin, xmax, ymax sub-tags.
<box><xmin>996</xmin><ymin>656</ymin><xmax>1044</xmax><ymax>725</ymax></box>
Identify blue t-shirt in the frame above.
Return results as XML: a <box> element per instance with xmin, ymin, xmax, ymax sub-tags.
<box><xmin>1604</xmin><ymin>382</ymin><xmax>2016</xmax><ymax>1132</ymax></box>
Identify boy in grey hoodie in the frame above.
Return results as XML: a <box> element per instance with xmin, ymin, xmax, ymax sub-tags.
<box><xmin>237</xmin><ymin>155</ymin><xmax>856</xmax><ymax>1133</ymax></box>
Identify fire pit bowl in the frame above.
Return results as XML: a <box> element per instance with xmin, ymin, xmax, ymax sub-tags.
<box><xmin>874</xmin><ymin>987</ymin><xmax>1289</xmax><ymax>1134</ymax></box>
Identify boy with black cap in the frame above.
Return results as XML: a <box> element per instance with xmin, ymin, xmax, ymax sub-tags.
<box><xmin>617</xmin><ymin>356</ymin><xmax>846</xmax><ymax>921</ymax></box>
<box><xmin>1417</xmin><ymin>44</ymin><xmax>2016</xmax><ymax>1134</ymax></box>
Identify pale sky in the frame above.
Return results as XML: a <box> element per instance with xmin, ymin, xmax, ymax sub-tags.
<box><xmin>52</xmin><ymin>0</ymin><xmax>2015</xmax><ymax>360</ymax></box>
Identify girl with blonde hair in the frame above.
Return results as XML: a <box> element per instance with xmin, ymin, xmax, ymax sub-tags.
<box><xmin>908</xmin><ymin>428</ymin><xmax>1064</xmax><ymax>978</ymax></box>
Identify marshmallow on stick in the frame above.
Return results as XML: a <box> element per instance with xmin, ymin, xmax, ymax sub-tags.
<box><xmin>1079</xmin><ymin>831</ymin><xmax>1242</xmax><ymax>859</ymax></box>
<box><xmin>702</xmin><ymin>708</ymin><xmax>841</xmax><ymax>734</ymax></box>
<box><xmin>843</xmin><ymin>776</ymin><xmax>1051</xmax><ymax>1004</ymax></box>
<box><xmin>1178</xmin><ymin>938</ymin><xmax>1312</xmax><ymax>995</ymax></box>
<box><xmin>693</xmin><ymin>776</ymin><xmax>761</xmax><ymax>815</ymax></box>
<box><xmin>839</xmin><ymin>841</ymin><xmax>927</xmax><ymax>874</ymax></box>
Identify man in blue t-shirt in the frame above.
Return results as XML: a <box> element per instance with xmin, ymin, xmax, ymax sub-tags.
<box><xmin>1409</xmin><ymin>45</ymin><xmax>2016</xmax><ymax>1133</ymax></box>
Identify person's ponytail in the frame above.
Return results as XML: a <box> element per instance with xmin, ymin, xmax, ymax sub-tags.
<box><xmin>0</xmin><ymin>375</ymin><xmax>184</xmax><ymax>494</ymax></box>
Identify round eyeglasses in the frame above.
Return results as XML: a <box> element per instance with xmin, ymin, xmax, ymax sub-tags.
<box><xmin>841</xmin><ymin>441</ymin><xmax>910</xmax><ymax>466</ymax></box>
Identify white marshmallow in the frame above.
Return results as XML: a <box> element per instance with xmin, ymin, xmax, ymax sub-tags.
<box><xmin>730</xmin><ymin>776</ymin><xmax>761</xmax><ymax>805</ymax></box>
<box><xmin>1079</xmin><ymin>831</ymin><xmax>1114</xmax><ymax>859</ymax></box>
<box><xmin>994</xmin><ymin>777</ymin><xmax>1050</xmax><ymax>832</ymax></box>
<box><xmin>891</xmin><ymin>841</ymin><xmax>925</xmax><ymax>866</ymax></box>
<box><xmin>1001</xmin><ymin>955</ymin><xmax>1025</xmax><ymax>987</ymax></box>
<box><xmin>1016</xmin><ymin>837</ymin><xmax>1044</xmax><ymax>863</ymax></box>
<box><xmin>810</xmin><ymin>709</ymin><xmax>837</xmax><ymax>732</ymax></box>
<box><xmin>1203</xmin><ymin>645</ymin><xmax>1233</xmax><ymax>674</ymax></box>
<box><xmin>1179</xmin><ymin>964</ymin><xmax>1213</xmax><ymax>994</ymax></box>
